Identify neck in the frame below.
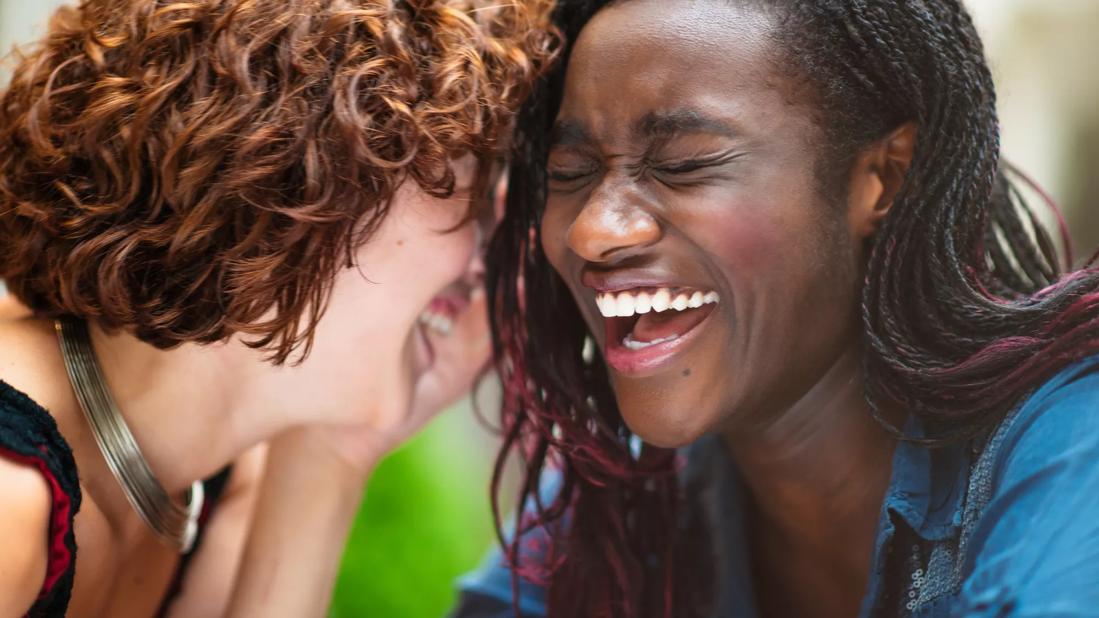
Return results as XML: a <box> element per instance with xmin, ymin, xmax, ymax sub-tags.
<box><xmin>720</xmin><ymin>345</ymin><xmax>897</xmax><ymax>572</ymax></box>
<box><xmin>87</xmin><ymin>323</ymin><xmax>291</xmax><ymax>494</ymax></box>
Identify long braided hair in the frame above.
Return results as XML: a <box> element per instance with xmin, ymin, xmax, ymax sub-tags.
<box><xmin>486</xmin><ymin>1</ymin><xmax>1099</xmax><ymax>616</ymax></box>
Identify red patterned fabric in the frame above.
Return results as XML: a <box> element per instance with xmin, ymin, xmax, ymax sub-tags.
<box><xmin>0</xmin><ymin>446</ymin><xmax>74</xmax><ymax>598</ymax></box>
<box><xmin>0</xmin><ymin>379</ymin><xmax>81</xmax><ymax>617</ymax></box>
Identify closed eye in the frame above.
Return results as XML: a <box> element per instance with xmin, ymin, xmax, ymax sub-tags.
<box><xmin>651</xmin><ymin>149</ymin><xmax>744</xmax><ymax>176</ymax></box>
<box><xmin>547</xmin><ymin>162</ymin><xmax>600</xmax><ymax>193</ymax></box>
<box><xmin>655</xmin><ymin>160</ymin><xmax>709</xmax><ymax>174</ymax></box>
<box><xmin>548</xmin><ymin>169</ymin><xmax>594</xmax><ymax>182</ymax></box>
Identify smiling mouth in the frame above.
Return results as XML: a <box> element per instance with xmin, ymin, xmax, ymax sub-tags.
<box><xmin>419</xmin><ymin>295</ymin><xmax>464</xmax><ymax>336</ymax></box>
<box><xmin>596</xmin><ymin>287</ymin><xmax>720</xmax><ymax>374</ymax></box>
<box><xmin>411</xmin><ymin>279</ymin><xmax>476</xmax><ymax>377</ymax></box>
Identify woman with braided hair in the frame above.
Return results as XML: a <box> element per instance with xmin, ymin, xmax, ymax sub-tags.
<box><xmin>452</xmin><ymin>0</ymin><xmax>1099</xmax><ymax>616</ymax></box>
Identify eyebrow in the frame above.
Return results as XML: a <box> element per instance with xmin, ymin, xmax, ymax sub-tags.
<box><xmin>549</xmin><ymin>109</ymin><xmax>740</xmax><ymax>150</ymax></box>
<box><xmin>635</xmin><ymin>109</ymin><xmax>740</xmax><ymax>141</ymax></box>
<box><xmin>548</xmin><ymin>121</ymin><xmax>594</xmax><ymax>149</ymax></box>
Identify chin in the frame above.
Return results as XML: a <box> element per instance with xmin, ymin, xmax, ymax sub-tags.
<box><xmin>620</xmin><ymin>405</ymin><xmax>711</xmax><ymax>449</ymax></box>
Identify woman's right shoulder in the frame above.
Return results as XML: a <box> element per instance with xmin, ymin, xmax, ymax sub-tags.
<box><xmin>0</xmin><ymin>452</ymin><xmax>52</xmax><ymax>616</ymax></box>
<box><xmin>0</xmin><ymin>316</ymin><xmax>84</xmax><ymax>615</ymax></box>
<box><xmin>0</xmin><ymin>316</ymin><xmax>72</xmax><ymax>416</ymax></box>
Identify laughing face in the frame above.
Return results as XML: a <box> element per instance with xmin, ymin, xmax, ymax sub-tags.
<box><xmin>540</xmin><ymin>0</ymin><xmax>876</xmax><ymax>448</ymax></box>
<box><xmin>258</xmin><ymin>153</ymin><xmax>495</xmax><ymax>431</ymax></box>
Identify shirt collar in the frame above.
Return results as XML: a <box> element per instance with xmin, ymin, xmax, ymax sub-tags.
<box><xmin>883</xmin><ymin>415</ymin><xmax>971</xmax><ymax>541</ymax></box>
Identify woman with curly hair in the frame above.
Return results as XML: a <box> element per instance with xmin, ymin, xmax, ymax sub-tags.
<box><xmin>454</xmin><ymin>0</ymin><xmax>1099</xmax><ymax>616</ymax></box>
<box><xmin>0</xmin><ymin>0</ymin><xmax>555</xmax><ymax>615</ymax></box>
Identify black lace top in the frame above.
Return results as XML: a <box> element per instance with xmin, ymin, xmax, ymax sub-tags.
<box><xmin>0</xmin><ymin>380</ymin><xmax>231</xmax><ymax>618</ymax></box>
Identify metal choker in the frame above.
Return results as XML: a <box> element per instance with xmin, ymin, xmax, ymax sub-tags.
<box><xmin>55</xmin><ymin>317</ymin><xmax>203</xmax><ymax>553</ymax></box>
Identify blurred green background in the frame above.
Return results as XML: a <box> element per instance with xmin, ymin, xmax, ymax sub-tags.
<box><xmin>329</xmin><ymin>403</ymin><xmax>501</xmax><ymax>618</ymax></box>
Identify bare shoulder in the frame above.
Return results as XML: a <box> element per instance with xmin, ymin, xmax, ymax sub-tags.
<box><xmin>0</xmin><ymin>316</ymin><xmax>72</xmax><ymax>416</ymax></box>
<box><xmin>0</xmin><ymin>314</ymin><xmax>63</xmax><ymax>614</ymax></box>
<box><xmin>0</xmin><ymin>454</ymin><xmax>52</xmax><ymax>615</ymax></box>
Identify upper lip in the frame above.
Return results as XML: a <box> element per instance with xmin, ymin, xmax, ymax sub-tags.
<box><xmin>580</xmin><ymin>267</ymin><xmax>711</xmax><ymax>294</ymax></box>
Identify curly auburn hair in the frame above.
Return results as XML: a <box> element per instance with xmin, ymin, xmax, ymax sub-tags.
<box><xmin>0</xmin><ymin>0</ymin><xmax>557</xmax><ymax>363</ymax></box>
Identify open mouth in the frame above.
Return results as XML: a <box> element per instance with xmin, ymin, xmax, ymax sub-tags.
<box><xmin>419</xmin><ymin>294</ymin><xmax>466</xmax><ymax>336</ymax></box>
<box><xmin>596</xmin><ymin>287</ymin><xmax>720</xmax><ymax>374</ymax></box>
<box><xmin>412</xmin><ymin>280</ymin><xmax>475</xmax><ymax>374</ymax></box>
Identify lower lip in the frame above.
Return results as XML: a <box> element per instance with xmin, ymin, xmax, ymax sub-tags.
<box><xmin>602</xmin><ymin>309</ymin><xmax>717</xmax><ymax>377</ymax></box>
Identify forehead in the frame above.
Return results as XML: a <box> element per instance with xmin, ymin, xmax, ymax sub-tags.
<box><xmin>557</xmin><ymin>0</ymin><xmax>802</xmax><ymax>144</ymax></box>
<box><xmin>577</xmin><ymin>0</ymin><xmax>774</xmax><ymax>61</ymax></box>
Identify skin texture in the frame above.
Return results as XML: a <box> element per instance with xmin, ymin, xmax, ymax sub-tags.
<box><xmin>0</xmin><ymin>456</ymin><xmax>51</xmax><ymax>617</ymax></box>
<box><xmin>0</xmin><ymin>158</ymin><xmax>491</xmax><ymax>616</ymax></box>
<box><xmin>540</xmin><ymin>1</ymin><xmax>915</xmax><ymax>615</ymax></box>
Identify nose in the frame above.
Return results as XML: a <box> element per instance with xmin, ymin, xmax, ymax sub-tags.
<box><xmin>566</xmin><ymin>187</ymin><xmax>661</xmax><ymax>263</ymax></box>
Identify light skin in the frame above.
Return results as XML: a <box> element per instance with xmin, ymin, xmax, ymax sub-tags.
<box><xmin>226</xmin><ymin>168</ymin><xmax>513</xmax><ymax>618</ymax></box>
<box><xmin>541</xmin><ymin>1</ymin><xmax>915</xmax><ymax>616</ymax></box>
<box><xmin>0</xmin><ymin>157</ymin><xmax>492</xmax><ymax>617</ymax></box>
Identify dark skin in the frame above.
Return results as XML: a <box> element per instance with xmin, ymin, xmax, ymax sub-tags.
<box><xmin>540</xmin><ymin>1</ymin><xmax>916</xmax><ymax>615</ymax></box>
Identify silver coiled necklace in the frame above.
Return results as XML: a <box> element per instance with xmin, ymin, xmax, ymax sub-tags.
<box><xmin>55</xmin><ymin>316</ymin><xmax>203</xmax><ymax>553</ymax></box>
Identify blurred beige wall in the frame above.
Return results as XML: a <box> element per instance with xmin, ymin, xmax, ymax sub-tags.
<box><xmin>0</xmin><ymin>1</ymin><xmax>67</xmax><ymax>82</ymax></box>
<box><xmin>969</xmin><ymin>0</ymin><xmax>1099</xmax><ymax>260</ymax></box>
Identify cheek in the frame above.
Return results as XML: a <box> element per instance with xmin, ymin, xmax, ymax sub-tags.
<box><xmin>687</xmin><ymin>193</ymin><xmax>808</xmax><ymax>281</ymax></box>
<box><xmin>708</xmin><ymin>217</ymin><xmax>783</xmax><ymax>273</ymax></box>
<box><xmin>391</xmin><ymin>197</ymin><xmax>479</xmax><ymax>287</ymax></box>
<box><xmin>334</xmin><ymin>210</ymin><xmax>477</xmax><ymax>321</ymax></box>
<box><xmin>539</xmin><ymin>203</ymin><xmax>570</xmax><ymax>269</ymax></box>
<box><xmin>399</xmin><ymin>224</ymin><xmax>478</xmax><ymax>301</ymax></box>
<box><xmin>689</xmin><ymin>190</ymin><xmax>858</xmax><ymax>355</ymax></box>
<box><xmin>539</xmin><ymin>206</ymin><xmax>606</xmax><ymax>339</ymax></box>
<box><xmin>687</xmin><ymin>163</ymin><xmax>849</xmax><ymax>280</ymax></box>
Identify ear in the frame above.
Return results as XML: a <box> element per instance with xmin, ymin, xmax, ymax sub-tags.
<box><xmin>847</xmin><ymin>122</ymin><xmax>917</xmax><ymax>239</ymax></box>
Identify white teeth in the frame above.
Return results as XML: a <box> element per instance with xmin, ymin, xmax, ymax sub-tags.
<box><xmin>595</xmin><ymin>288</ymin><xmax>720</xmax><ymax>318</ymax></box>
<box><xmin>419</xmin><ymin>311</ymin><xmax>453</xmax><ymax>336</ymax></box>
<box><xmin>623</xmin><ymin>332</ymin><xmax>679</xmax><ymax>350</ymax></box>
<box><xmin>596</xmin><ymin>294</ymin><xmax>615</xmax><ymax>318</ymax></box>
<box><xmin>651</xmin><ymin>288</ymin><xmax>671</xmax><ymax>312</ymax></box>
<box><xmin>437</xmin><ymin>316</ymin><xmax>453</xmax><ymax>335</ymax></box>
<box><xmin>615</xmin><ymin>292</ymin><xmax>636</xmax><ymax>317</ymax></box>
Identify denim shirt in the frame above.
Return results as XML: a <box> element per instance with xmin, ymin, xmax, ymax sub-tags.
<box><xmin>452</xmin><ymin>357</ymin><xmax>1099</xmax><ymax>617</ymax></box>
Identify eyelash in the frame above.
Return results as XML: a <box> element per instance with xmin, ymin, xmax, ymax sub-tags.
<box><xmin>547</xmin><ymin>151</ymin><xmax>741</xmax><ymax>189</ymax></box>
<box><xmin>547</xmin><ymin>161</ymin><xmax>704</xmax><ymax>180</ymax></box>
<box><xmin>654</xmin><ymin>149</ymin><xmax>744</xmax><ymax>173</ymax></box>
<box><xmin>654</xmin><ymin>160</ymin><xmax>707</xmax><ymax>174</ymax></box>
<box><xmin>548</xmin><ymin>169</ymin><xmax>594</xmax><ymax>182</ymax></box>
